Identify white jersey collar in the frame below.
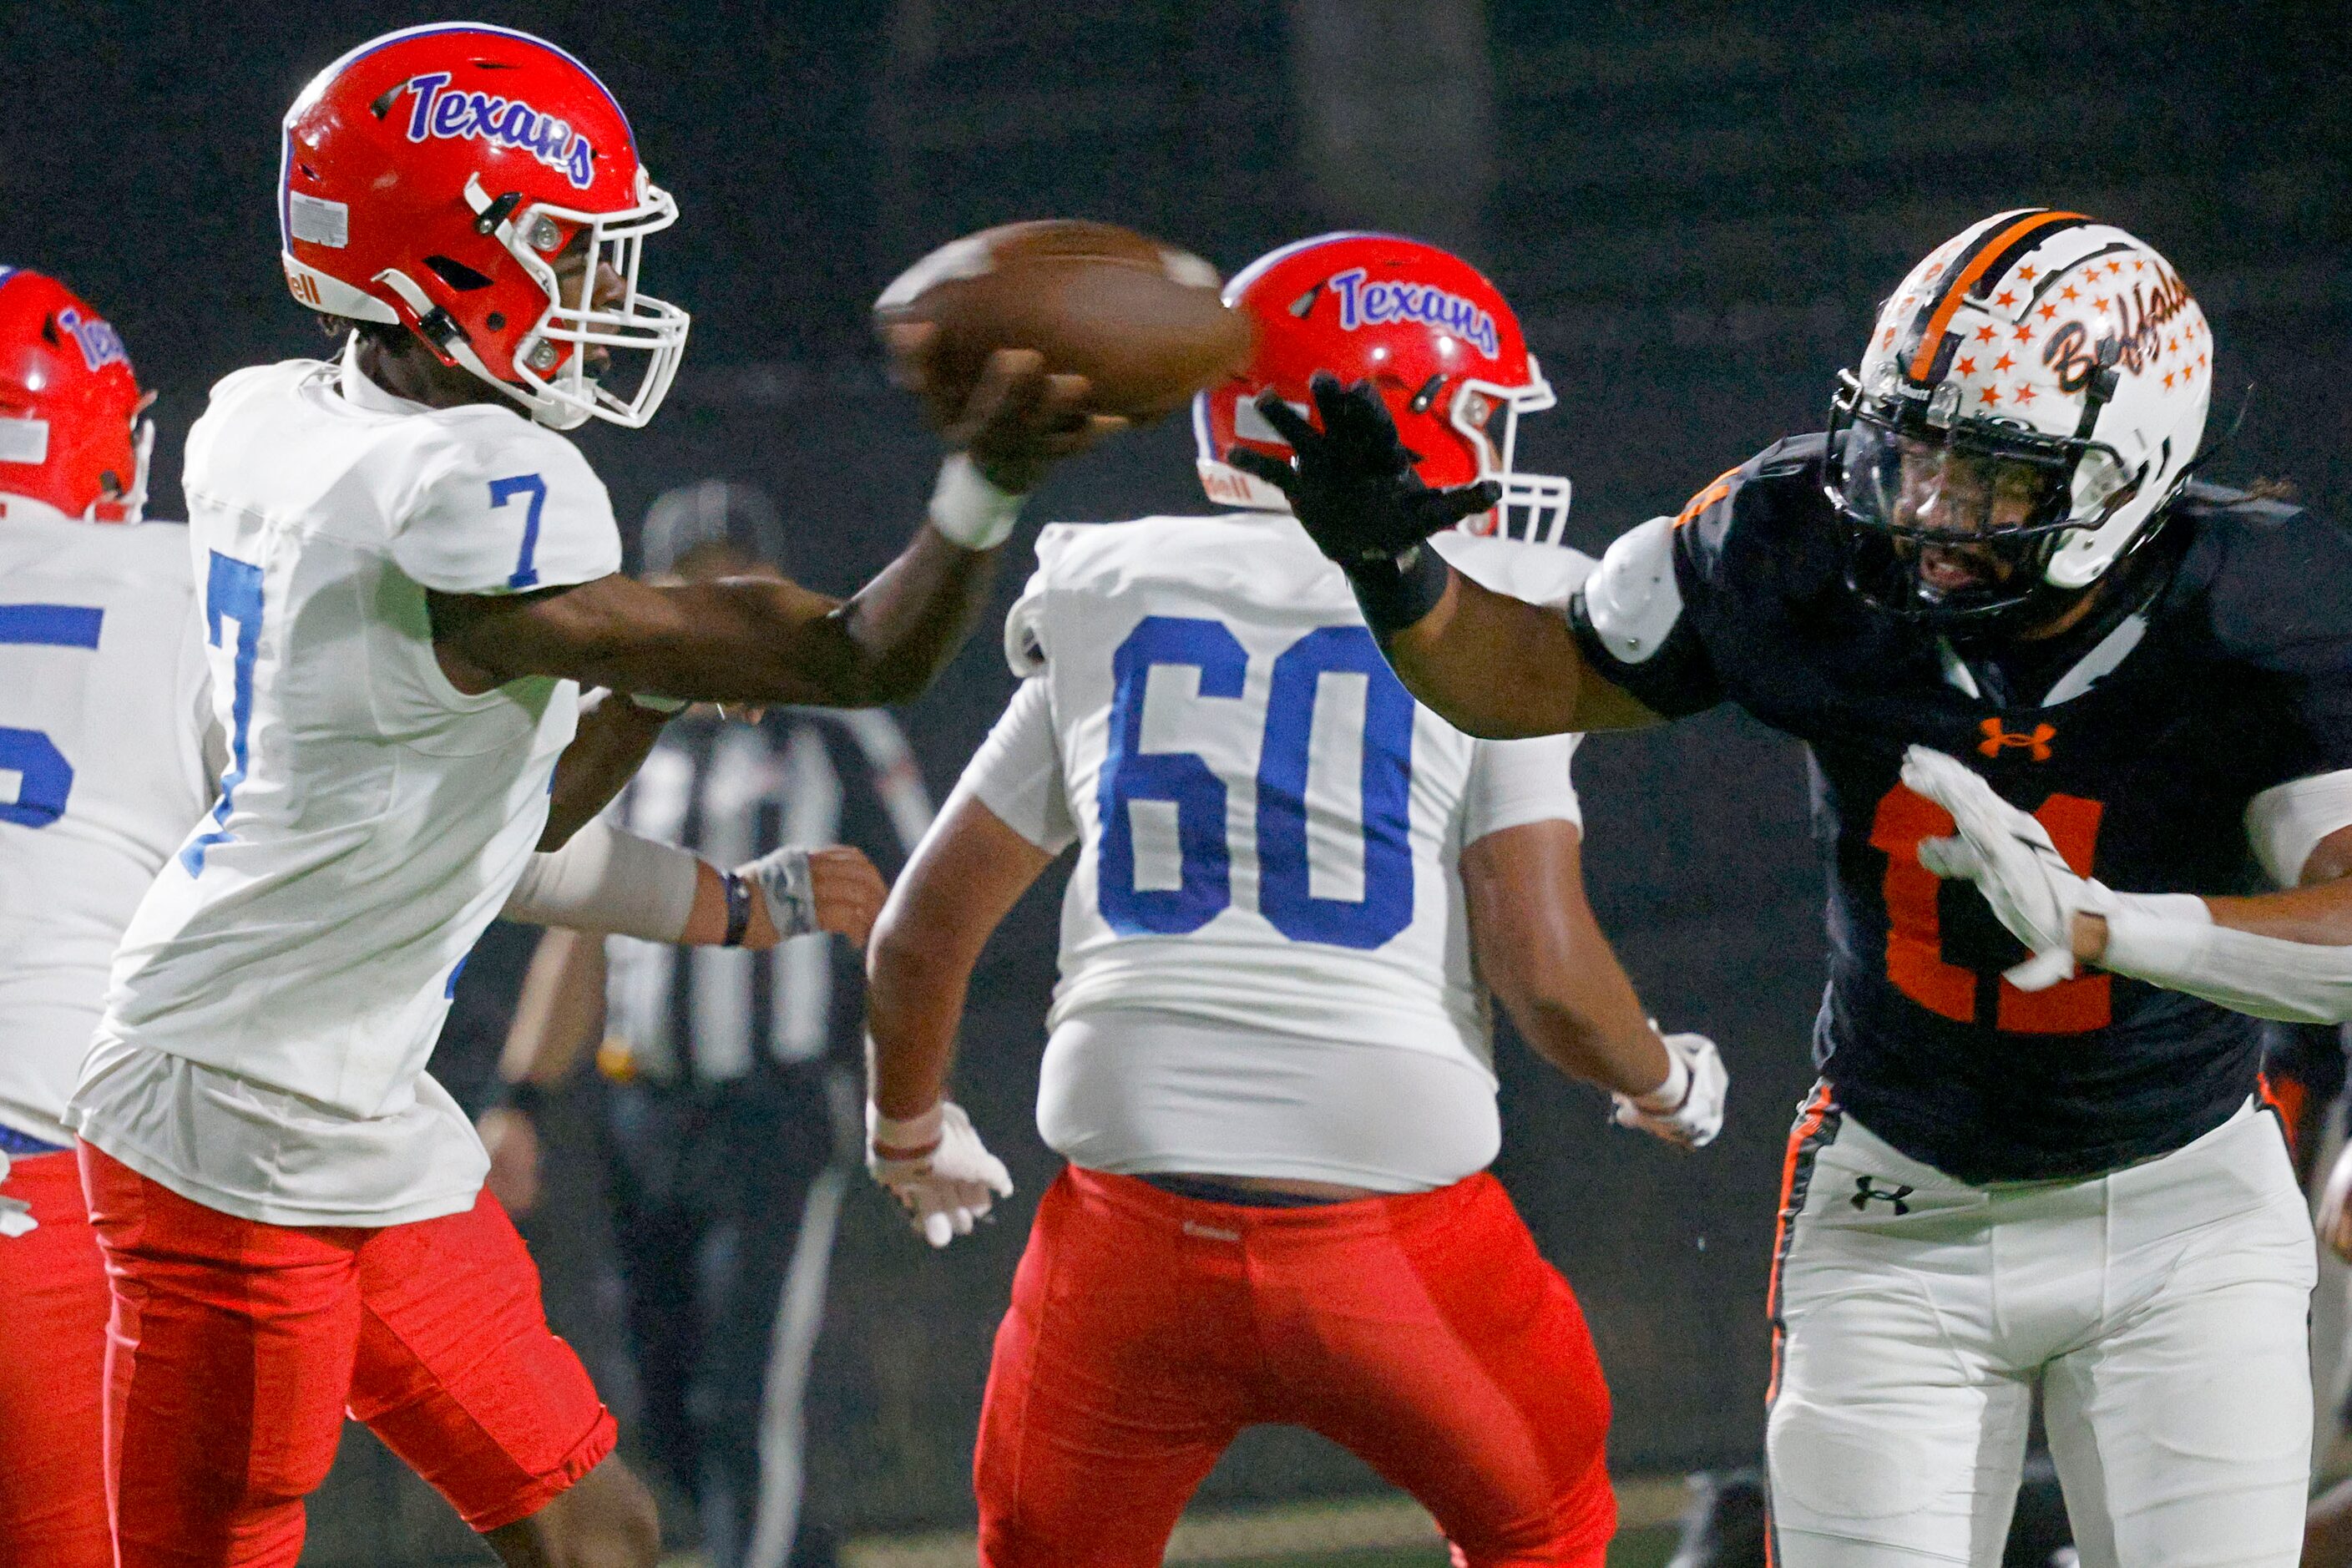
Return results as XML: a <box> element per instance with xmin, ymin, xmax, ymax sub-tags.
<box><xmin>336</xmin><ymin>336</ymin><xmax>435</xmax><ymax>417</ymax></box>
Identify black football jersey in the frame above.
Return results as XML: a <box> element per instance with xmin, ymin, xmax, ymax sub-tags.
<box><xmin>1581</xmin><ymin>432</ymin><xmax>2352</xmax><ymax>1181</ymax></box>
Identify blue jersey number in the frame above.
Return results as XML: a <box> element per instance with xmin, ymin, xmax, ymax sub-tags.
<box><xmin>490</xmin><ymin>473</ymin><xmax>548</xmax><ymax>589</ymax></box>
<box><xmin>181</xmin><ymin>553</ymin><xmax>265</xmax><ymax>875</ymax></box>
<box><xmin>0</xmin><ymin>604</ymin><xmax>105</xmax><ymax>828</ymax></box>
<box><xmin>1095</xmin><ymin>617</ymin><xmax>1416</xmax><ymax>948</ymax></box>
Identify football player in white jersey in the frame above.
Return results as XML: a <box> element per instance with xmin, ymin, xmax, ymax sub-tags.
<box><xmin>0</xmin><ymin>266</ymin><xmax>888</xmax><ymax>1568</ymax></box>
<box><xmin>862</xmin><ymin>234</ymin><xmax>1727</xmax><ymax>1568</ymax></box>
<box><xmin>58</xmin><ymin>25</ymin><xmax>1118</xmax><ymax>1568</ymax></box>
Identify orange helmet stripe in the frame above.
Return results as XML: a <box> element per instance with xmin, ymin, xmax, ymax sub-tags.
<box><xmin>1905</xmin><ymin>210</ymin><xmax>2087</xmax><ymax>383</ymax></box>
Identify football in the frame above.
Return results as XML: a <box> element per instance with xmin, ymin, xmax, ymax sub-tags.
<box><xmin>873</xmin><ymin>220</ymin><xmax>1253</xmax><ymax>426</ymax></box>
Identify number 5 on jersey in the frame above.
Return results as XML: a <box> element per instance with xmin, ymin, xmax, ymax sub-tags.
<box><xmin>1097</xmin><ymin>615</ymin><xmax>1415</xmax><ymax>951</ymax></box>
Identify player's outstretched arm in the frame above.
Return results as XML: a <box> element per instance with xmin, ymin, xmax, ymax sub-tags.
<box><xmin>863</xmin><ymin>790</ymin><xmax>1054</xmax><ymax>1245</ymax></box>
<box><xmin>1229</xmin><ymin>374</ymin><xmax>1652</xmax><ymax>737</ymax></box>
<box><xmin>1462</xmin><ymin>818</ymin><xmax>1726</xmax><ymax>1147</ymax></box>
<box><xmin>429</xmin><ymin>347</ymin><xmax>1121</xmax><ymax>711</ymax></box>
<box><xmin>1906</xmin><ymin>747</ymin><xmax>2352</xmax><ymax>1023</ymax></box>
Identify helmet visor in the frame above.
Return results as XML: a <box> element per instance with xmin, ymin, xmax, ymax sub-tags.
<box><xmin>1829</xmin><ymin>389</ymin><xmax>2134</xmax><ymax>619</ymax></box>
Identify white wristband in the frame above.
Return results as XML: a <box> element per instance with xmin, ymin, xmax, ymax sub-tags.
<box><xmin>927</xmin><ymin>453</ymin><xmax>1024</xmax><ymax>551</ymax></box>
<box><xmin>1631</xmin><ymin>1044</ymin><xmax>1691</xmax><ymax>1114</ymax></box>
<box><xmin>872</xmin><ymin>1100</ymin><xmax>944</xmax><ymax>1156</ymax></box>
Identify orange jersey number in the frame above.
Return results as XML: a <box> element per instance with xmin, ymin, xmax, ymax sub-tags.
<box><xmin>1869</xmin><ymin>782</ymin><xmax>2111</xmax><ymax>1034</ymax></box>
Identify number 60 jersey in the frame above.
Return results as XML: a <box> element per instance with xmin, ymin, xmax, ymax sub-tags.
<box><xmin>959</xmin><ymin>513</ymin><xmax>1591</xmax><ymax>1191</ymax></box>
<box><xmin>73</xmin><ymin>343</ymin><xmax>620</xmax><ymax>1227</ymax></box>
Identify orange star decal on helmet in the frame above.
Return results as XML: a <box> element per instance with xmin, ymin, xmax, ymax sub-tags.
<box><xmin>2018</xmin><ymin>265</ymin><xmax>2039</xmax><ymax>281</ymax></box>
<box><xmin>1995</xmin><ymin>290</ymin><xmax>2017</xmax><ymax>307</ymax></box>
<box><xmin>2037</xmin><ymin>303</ymin><xmax>2057</xmax><ymax>321</ymax></box>
<box><xmin>2061</xmin><ymin>284</ymin><xmax>2080</xmax><ymax>301</ymax></box>
<box><xmin>1956</xmin><ymin>356</ymin><xmax>1977</xmax><ymax>376</ymax></box>
<box><xmin>2013</xmin><ymin>383</ymin><xmax>2036</xmax><ymax>404</ymax></box>
<box><xmin>1993</xmin><ymin>353</ymin><xmax>2015</xmax><ymax>372</ymax></box>
<box><xmin>1979</xmin><ymin>386</ymin><xmax>2000</xmax><ymax>405</ymax></box>
<box><xmin>1975</xmin><ymin>325</ymin><xmax>1996</xmax><ymax>343</ymax></box>
<box><xmin>2012</xmin><ymin>324</ymin><xmax>2033</xmax><ymax>342</ymax></box>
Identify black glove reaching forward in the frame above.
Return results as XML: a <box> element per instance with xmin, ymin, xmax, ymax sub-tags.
<box><xmin>1227</xmin><ymin>373</ymin><xmax>1500</xmax><ymax>637</ymax></box>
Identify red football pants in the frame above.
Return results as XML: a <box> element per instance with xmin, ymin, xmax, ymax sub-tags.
<box><xmin>79</xmin><ymin>1143</ymin><xmax>617</xmax><ymax>1567</ymax></box>
<box><xmin>976</xmin><ymin>1167</ymin><xmax>1616</xmax><ymax>1568</ymax></box>
<box><xmin>0</xmin><ymin>1150</ymin><xmax>111</xmax><ymax>1568</ymax></box>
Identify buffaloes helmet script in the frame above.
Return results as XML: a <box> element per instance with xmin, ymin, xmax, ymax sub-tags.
<box><xmin>1826</xmin><ymin>210</ymin><xmax>2213</xmax><ymax>624</ymax></box>
<box><xmin>1196</xmin><ymin>232</ymin><xmax>1571</xmax><ymax>544</ymax></box>
<box><xmin>0</xmin><ymin>268</ymin><xmax>153</xmax><ymax>524</ymax></box>
<box><xmin>280</xmin><ymin>23</ymin><xmax>690</xmax><ymax>430</ymax></box>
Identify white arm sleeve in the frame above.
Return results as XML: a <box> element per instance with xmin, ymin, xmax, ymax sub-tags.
<box><xmin>2245</xmin><ymin>769</ymin><xmax>2352</xmax><ymax>888</ymax></box>
<box><xmin>2102</xmin><ymin>891</ymin><xmax>2352</xmax><ymax>1025</ymax></box>
<box><xmin>1461</xmin><ymin>731</ymin><xmax>1581</xmax><ymax>845</ymax></box>
<box><xmin>953</xmin><ymin>677</ymin><xmax>1077</xmax><ymax>852</ymax></box>
<box><xmin>502</xmin><ymin>815</ymin><xmax>703</xmax><ymax>942</ymax></box>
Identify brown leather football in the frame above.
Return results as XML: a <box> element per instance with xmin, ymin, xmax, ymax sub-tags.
<box><xmin>874</xmin><ymin>220</ymin><xmax>1253</xmax><ymax>426</ymax></box>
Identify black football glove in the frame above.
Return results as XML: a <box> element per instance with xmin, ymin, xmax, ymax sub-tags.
<box><xmin>1227</xmin><ymin>373</ymin><xmax>1499</xmax><ymax>636</ymax></box>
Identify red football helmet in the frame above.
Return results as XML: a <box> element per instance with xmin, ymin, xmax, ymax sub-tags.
<box><xmin>281</xmin><ymin>23</ymin><xmax>690</xmax><ymax>430</ymax></box>
<box><xmin>1195</xmin><ymin>232</ymin><xmax>1570</xmax><ymax>543</ymax></box>
<box><xmin>0</xmin><ymin>267</ymin><xmax>152</xmax><ymax>524</ymax></box>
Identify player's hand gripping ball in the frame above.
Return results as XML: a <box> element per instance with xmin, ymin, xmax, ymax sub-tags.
<box><xmin>1230</xmin><ymin>373</ymin><xmax>1501</xmax><ymax>567</ymax></box>
<box><xmin>867</xmin><ymin>1100</ymin><xmax>1015</xmax><ymax>1249</ymax></box>
<box><xmin>875</xmin><ymin>220</ymin><xmax>1252</xmax><ymax>493</ymax></box>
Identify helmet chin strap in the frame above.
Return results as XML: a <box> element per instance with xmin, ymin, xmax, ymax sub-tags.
<box><xmin>366</xmin><ymin>266</ymin><xmax>569</xmax><ymax>425</ymax></box>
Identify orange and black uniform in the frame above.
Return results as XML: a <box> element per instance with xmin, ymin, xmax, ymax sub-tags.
<box><xmin>1575</xmin><ymin>434</ymin><xmax>2352</xmax><ymax>1183</ymax></box>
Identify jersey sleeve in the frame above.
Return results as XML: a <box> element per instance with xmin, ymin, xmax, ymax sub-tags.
<box><xmin>1460</xmin><ymin>731</ymin><xmax>1581</xmax><ymax>845</ymax></box>
<box><xmin>1567</xmin><ymin>509</ymin><xmax>1726</xmax><ymax>718</ymax></box>
<box><xmin>388</xmin><ymin>415</ymin><xmax>622</xmax><ymax>595</ymax></box>
<box><xmin>2206</xmin><ymin>502</ymin><xmax>2352</xmax><ymax>772</ymax></box>
<box><xmin>953</xmin><ymin>676</ymin><xmax>1077</xmax><ymax>852</ymax></box>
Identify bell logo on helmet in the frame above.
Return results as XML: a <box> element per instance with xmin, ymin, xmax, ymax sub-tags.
<box><xmin>53</xmin><ymin>307</ymin><xmax>129</xmax><ymax>374</ymax></box>
<box><xmin>1328</xmin><ymin>268</ymin><xmax>1500</xmax><ymax>357</ymax></box>
<box><xmin>397</xmin><ymin>71</ymin><xmax>596</xmax><ymax>190</ymax></box>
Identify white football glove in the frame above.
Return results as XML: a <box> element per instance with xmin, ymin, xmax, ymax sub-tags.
<box><xmin>1900</xmin><ymin>746</ymin><xmax>2116</xmax><ymax>991</ymax></box>
<box><xmin>1611</xmin><ymin>1030</ymin><xmax>1727</xmax><ymax>1148</ymax></box>
<box><xmin>867</xmin><ymin>1100</ymin><xmax>1014</xmax><ymax>1249</ymax></box>
<box><xmin>0</xmin><ymin>1150</ymin><xmax>34</xmax><ymax>1239</ymax></box>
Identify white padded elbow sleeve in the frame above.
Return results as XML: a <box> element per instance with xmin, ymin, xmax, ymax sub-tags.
<box><xmin>2102</xmin><ymin>892</ymin><xmax>2352</xmax><ymax>1024</ymax></box>
<box><xmin>504</xmin><ymin>816</ymin><xmax>702</xmax><ymax>943</ymax></box>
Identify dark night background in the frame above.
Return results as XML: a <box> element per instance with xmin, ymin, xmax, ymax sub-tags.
<box><xmin>8</xmin><ymin>0</ymin><xmax>2349</xmax><ymax>1559</ymax></box>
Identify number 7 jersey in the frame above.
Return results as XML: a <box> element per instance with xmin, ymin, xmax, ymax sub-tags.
<box><xmin>980</xmin><ymin>513</ymin><xmax>1590</xmax><ymax>1071</ymax></box>
<box><xmin>73</xmin><ymin>345</ymin><xmax>620</xmax><ymax>1225</ymax></box>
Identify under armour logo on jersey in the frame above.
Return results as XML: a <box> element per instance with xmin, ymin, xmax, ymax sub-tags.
<box><xmin>53</xmin><ymin>306</ymin><xmax>129</xmax><ymax>373</ymax></box>
<box><xmin>1979</xmin><ymin>719</ymin><xmax>2056</xmax><ymax>761</ymax></box>
<box><xmin>1851</xmin><ymin>1176</ymin><xmax>1915</xmax><ymax>1215</ymax></box>
<box><xmin>1328</xmin><ymin>268</ymin><xmax>1500</xmax><ymax>357</ymax></box>
<box><xmin>400</xmin><ymin>72</ymin><xmax>596</xmax><ymax>190</ymax></box>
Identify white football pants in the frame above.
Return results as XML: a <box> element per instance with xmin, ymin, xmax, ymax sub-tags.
<box><xmin>1766</xmin><ymin>1094</ymin><xmax>2316</xmax><ymax>1568</ymax></box>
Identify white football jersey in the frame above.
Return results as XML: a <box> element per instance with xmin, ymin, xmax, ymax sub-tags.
<box><xmin>0</xmin><ymin>512</ymin><xmax>219</xmax><ymax>1147</ymax></box>
<box><xmin>956</xmin><ymin>512</ymin><xmax>1591</xmax><ymax>1190</ymax></box>
<box><xmin>71</xmin><ymin>344</ymin><xmax>621</xmax><ymax>1226</ymax></box>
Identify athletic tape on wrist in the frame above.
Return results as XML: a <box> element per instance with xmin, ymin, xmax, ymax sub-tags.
<box><xmin>1631</xmin><ymin>1046</ymin><xmax>1692</xmax><ymax>1115</ymax></box>
<box><xmin>871</xmin><ymin>1100</ymin><xmax>945</xmax><ymax>1158</ymax></box>
<box><xmin>928</xmin><ymin>453</ymin><xmax>1025</xmax><ymax>551</ymax></box>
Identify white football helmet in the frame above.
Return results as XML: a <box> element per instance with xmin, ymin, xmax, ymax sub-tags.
<box><xmin>1826</xmin><ymin>210</ymin><xmax>2213</xmax><ymax>622</ymax></box>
